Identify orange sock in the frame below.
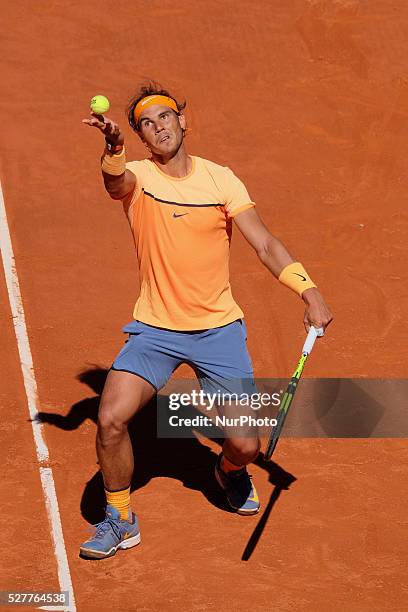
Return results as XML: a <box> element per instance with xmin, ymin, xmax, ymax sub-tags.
<box><xmin>105</xmin><ymin>486</ymin><xmax>131</xmax><ymax>520</ymax></box>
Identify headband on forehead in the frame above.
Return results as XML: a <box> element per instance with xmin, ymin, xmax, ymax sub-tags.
<box><xmin>134</xmin><ymin>95</ymin><xmax>179</xmax><ymax>123</ymax></box>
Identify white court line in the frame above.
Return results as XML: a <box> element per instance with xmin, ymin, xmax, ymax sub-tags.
<box><xmin>0</xmin><ymin>181</ymin><xmax>76</xmax><ymax>612</ymax></box>
<box><xmin>38</xmin><ymin>608</ymin><xmax>70</xmax><ymax>611</ymax></box>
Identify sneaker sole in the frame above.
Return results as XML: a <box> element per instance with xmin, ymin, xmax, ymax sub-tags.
<box><xmin>80</xmin><ymin>532</ymin><xmax>141</xmax><ymax>559</ymax></box>
<box><xmin>215</xmin><ymin>466</ymin><xmax>260</xmax><ymax>516</ymax></box>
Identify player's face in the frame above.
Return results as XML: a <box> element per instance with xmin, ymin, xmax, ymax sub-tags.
<box><xmin>138</xmin><ymin>104</ymin><xmax>186</xmax><ymax>156</ymax></box>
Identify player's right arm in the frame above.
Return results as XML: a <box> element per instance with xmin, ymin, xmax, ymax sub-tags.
<box><xmin>82</xmin><ymin>112</ymin><xmax>136</xmax><ymax>200</ymax></box>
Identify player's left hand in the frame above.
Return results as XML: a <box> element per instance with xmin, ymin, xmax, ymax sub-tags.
<box><xmin>82</xmin><ymin>112</ymin><xmax>125</xmax><ymax>146</ymax></box>
<box><xmin>301</xmin><ymin>287</ymin><xmax>333</xmax><ymax>333</ymax></box>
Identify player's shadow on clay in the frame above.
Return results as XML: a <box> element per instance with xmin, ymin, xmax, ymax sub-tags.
<box><xmin>36</xmin><ymin>367</ymin><xmax>296</xmax><ymax>524</ymax></box>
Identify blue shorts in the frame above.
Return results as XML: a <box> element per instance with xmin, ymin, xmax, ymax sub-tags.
<box><xmin>111</xmin><ymin>319</ymin><xmax>255</xmax><ymax>393</ymax></box>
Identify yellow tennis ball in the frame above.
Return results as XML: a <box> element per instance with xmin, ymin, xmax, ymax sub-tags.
<box><xmin>90</xmin><ymin>95</ymin><xmax>110</xmax><ymax>114</ymax></box>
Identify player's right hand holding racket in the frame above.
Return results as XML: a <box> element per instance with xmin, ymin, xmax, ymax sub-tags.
<box><xmin>302</xmin><ymin>286</ymin><xmax>333</xmax><ymax>333</ymax></box>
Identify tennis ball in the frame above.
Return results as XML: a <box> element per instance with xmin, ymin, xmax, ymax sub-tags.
<box><xmin>90</xmin><ymin>95</ymin><xmax>110</xmax><ymax>114</ymax></box>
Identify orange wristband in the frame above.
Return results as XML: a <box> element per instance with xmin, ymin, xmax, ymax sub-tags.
<box><xmin>101</xmin><ymin>145</ymin><xmax>126</xmax><ymax>176</ymax></box>
<box><xmin>278</xmin><ymin>262</ymin><xmax>316</xmax><ymax>296</ymax></box>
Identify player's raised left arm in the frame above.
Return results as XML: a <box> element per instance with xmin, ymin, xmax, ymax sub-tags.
<box><xmin>234</xmin><ymin>207</ymin><xmax>333</xmax><ymax>332</ymax></box>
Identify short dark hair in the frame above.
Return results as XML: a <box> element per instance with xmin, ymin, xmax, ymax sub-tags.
<box><xmin>126</xmin><ymin>80</ymin><xmax>186</xmax><ymax>133</ymax></box>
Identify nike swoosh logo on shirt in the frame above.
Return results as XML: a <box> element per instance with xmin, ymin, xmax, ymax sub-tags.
<box><xmin>172</xmin><ymin>212</ymin><xmax>189</xmax><ymax>218</ymax></box>
<box><xmin>293</xmin><ymin>273</ymin><xmax>307</xmax><ymax>281</ymax></box>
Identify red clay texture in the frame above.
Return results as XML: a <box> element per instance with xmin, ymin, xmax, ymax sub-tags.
<box><xmin>1</xmin><ymin>2</ymin><xmax>407</xmax><ymax>611</ymax></box>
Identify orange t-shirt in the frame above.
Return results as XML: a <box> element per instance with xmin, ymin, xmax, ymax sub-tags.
<box><xmin>122</xmin><ymin>155</ymin><xmax>255</xmax><ymax>330</ymax></box>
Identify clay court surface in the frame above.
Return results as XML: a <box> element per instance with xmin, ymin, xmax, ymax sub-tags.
<box><xmin>1</xmin><ymin>1</ymin><xmax>408</xmax><ymax>610</ymax></box>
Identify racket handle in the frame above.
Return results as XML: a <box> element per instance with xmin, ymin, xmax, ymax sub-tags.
<box><xmin>302</xmin><ymin>326</ymin><xmax>324</xmax><ymax>355</ymax></box>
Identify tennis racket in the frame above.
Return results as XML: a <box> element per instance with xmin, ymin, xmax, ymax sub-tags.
<box><xmin>264</xmin><ymin>325</ymin><xmax>324</xmax><ymax>460</ymax></box>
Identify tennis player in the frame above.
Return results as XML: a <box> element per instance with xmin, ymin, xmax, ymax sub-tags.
<box><xmin>80</xmin><ymin>82</ymin><xmax>332</xmax><ymax>558</ymax></box>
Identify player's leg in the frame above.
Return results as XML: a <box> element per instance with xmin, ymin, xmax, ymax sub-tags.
<box><xmin>215</xmin><ymin>405</ymin><xmax>261</xmax><ymax>515</ymax></box>
<box><xmin>215</xmin><ymin>434</ymin><xmax>261</xmax><ymax>515</ymax></box>
<box><xmin>190</xmin><ymin>319</ymin><xmax>261</xmax><ymax>514</ymax></box>
<box><xmin>80</xmin><ymin>371</ymin><xmax>154</xmax><ymax>559</ymax></box>
<box><xmin>222</xmin><ymin>436</ymin><xmax>261</xmax><ymax>471</ymax></box>
<box><xmin>96</xmin><ymin>369</ymin><xmax>155</xmax><ymax>492</ymax></box>
<box><xmin>80</xmin><ymin>321</ymin><xmax>182</xmax><ymax>559</ymax></box>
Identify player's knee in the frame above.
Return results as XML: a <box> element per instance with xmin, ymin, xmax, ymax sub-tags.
<box><xmin>97</xmin><ymin>407</ymin><xmax>127</xmax><ymax>446</ymax></box>
<box><xmin>228</xmin><ymin>438</ymin><xmax>261</xmax><ymax>464</ymax></box>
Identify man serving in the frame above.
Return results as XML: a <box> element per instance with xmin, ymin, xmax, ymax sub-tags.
<box><xmin>80</xmin><ymin>83</ymin><xmax>332</xmax><ymax>559</ymax></box>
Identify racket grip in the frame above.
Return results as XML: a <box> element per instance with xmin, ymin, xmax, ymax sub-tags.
<box><xmin>302</xmin><ymin>326</ymin><xmax>324</xmax><ymax>355</ymax></box>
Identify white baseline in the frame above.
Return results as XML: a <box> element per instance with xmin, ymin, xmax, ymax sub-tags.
<box><xmin>0</xmin><ymin>181</ymin><xmax>76</xmax><ymax>612</ymax></box>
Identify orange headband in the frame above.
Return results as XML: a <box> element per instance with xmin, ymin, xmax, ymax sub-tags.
<box><xmin>133</xmin><ymin>95</ymin><xmax>179</xmax><ymax>123</ymax></box>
